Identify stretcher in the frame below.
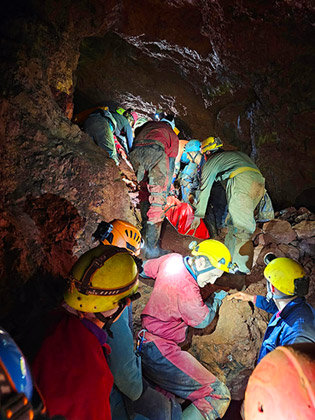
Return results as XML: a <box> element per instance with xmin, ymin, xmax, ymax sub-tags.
<box><xmin>164</xmin><ymin>196</ymin><xmax>210</xmax><ymax>239</ymax></box>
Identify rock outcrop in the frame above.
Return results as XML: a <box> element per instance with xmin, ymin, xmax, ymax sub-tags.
<box><xmin>133</xmin><ymin>206</ymin><xmax>315</xmax><ymax>400</ymax></box>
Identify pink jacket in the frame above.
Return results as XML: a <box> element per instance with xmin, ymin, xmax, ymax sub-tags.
<box><xmin>141</xmin><ymin>254</ymin><xmax>210</xmax><ymax>343</ymax></box>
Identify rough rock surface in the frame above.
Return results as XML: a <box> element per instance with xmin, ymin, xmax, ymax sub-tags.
<box><xmin>0</xmin><ymin>0</ymin><xmax>314</xmax><ymax>403</ymax></box>
<box><xmin>133</xmin><ymin>206</ymin><xmax>315</xmax><ymax>401</ymax></box>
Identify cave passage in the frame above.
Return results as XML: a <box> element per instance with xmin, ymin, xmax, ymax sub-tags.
<box><xmin>0</xmin><ymin>2</ymin><xmax>314</xmax><ymax>420</ymax></box>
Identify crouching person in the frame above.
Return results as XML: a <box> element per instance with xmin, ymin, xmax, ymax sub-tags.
<box><xmin>94</xmin><ymin>220</ymin><xmax>181</xmax><ymax>419</ymax></box>
<box><xmin>32</xmin><ymin>245</ymin><xmax>140</xmax><ymax>420</ymax></box>
<box><xmin>139</xmin><ymin>240</ymin><xmax>235</xmax><ymax>419</ymax></box>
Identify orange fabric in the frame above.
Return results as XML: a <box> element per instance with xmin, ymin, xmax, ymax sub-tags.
<box><xmin>175</xmin><ymin>140</ymin><xmax>189</xmax><ymax>164</ymax></box>
<box><xmin>72</xmin><ymin>107</ymin><xmax>101</xmax><ymax>125</ymax></box>
<box><xmin>244</xmin><ymin>345</ymin><xmax>315</xmax><ymax>420</ymax></box>
<box><xmin>164</xmin><ymin>196</ymin><xmax>210</xmax><ymax>239</ymax></box>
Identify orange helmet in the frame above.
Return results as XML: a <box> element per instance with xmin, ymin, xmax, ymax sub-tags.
<box><xmin>244</xmin><ymin>344</ymin><xmax>315</xmax><ymax>420</ymax></box>
<box><xmin>93</xmin><ymin>220</ymin><xmax>142</xmax><ymax>256</ymax></box>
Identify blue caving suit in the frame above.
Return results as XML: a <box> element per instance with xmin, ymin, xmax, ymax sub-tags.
<box><xmin>255</xmin><ymin>296</ymin><xmax>315</xmax><ymax>363</ymax></box>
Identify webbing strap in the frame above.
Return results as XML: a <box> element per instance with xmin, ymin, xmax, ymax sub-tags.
<box><xmin>229</xmin><ymin>166</ymin><xmax>261</xmax><ymax>179</ymax></box>
<box><xmin>133</xmin><ymin>139</ymin><xmax>165</xmax><ymax>151</ymax></box>
<box><xmin>71</xmin><ymin>247</ymin><xmax>137</xmax><ymax>296</ymax></box>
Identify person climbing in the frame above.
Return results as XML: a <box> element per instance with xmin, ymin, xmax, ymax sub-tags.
<box><xmin>179</xmin><ymin>139</ymin><xmax>228</xmax><ymax>237</ymax></box>
<box><xmin>0</xmin><ymin>327</ymin><xmax>64</xmax><ymax>420</ymax></box>
<box><xmin>228</xmin><ymin>254</ymin><xmax>315</xmax><ymax>363</ymax></box>
<box><xmin>191</xmin><ymin>136</ymin><xmax>265</xmax><ymax>274</ymax></box>
<box><xmin>93</xmin><ymin>219</ymin><xmax>181</xmax><ymax>420</ymax></box>
<box><xmin>178</xmin><ymin>140</ymin><xmax>203</xmax><ymax>204</ymax></box>
<box><xmin>112</xmin><ymin>107</ymin><xmax>136</xmax><ymax>153</ymax></box>
<box><xmin>138</xmin><ymin>239</ymin><xmax>237</xmax><ymax>420</ymax></box>
<box><xmin>243</xmin><ymin>343</ymin><xmax>315</xmax><ymax>420</ymax></box>
<box><xmin>31</xmin><ymin>245</ymin><xmax>140</xmax><ymax>420</ymax></box>
<box><xmin>83</xmin><ymin>106</ymin><xmax>119</xmax><ymax>165</ymax></box>
<box><xmin>172</xmin><ymin>139</ymin><xmax>189</xmax><ymax>186</ymax></box>
<box><xmin>129</xmin><ymin>114</ymin><xmax>179</xmax><ymax>259</ymax></box>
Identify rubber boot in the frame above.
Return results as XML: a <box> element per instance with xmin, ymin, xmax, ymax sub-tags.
<box><xmin>140</xmin><ymin>201</ymin><xmax>150</xmax><ymax>239</ymax></box>
<box><xmin>143</xmin><ymin>222</ymin><xmax>170</xmax><ymax>259</ymax></box>
<box><xmin>182</xmin><ymin>404</ymin><xmax>205</xmax><ymax>420</ymax></box>
<box><xmin>239</xmin><ymin>240</ymin><xmax>254</xmax><ymax>272</ymax></box>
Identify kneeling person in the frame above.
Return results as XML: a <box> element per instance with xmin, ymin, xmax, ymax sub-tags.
<box><xmin>139</xmin><ymin>240</ymin><xmax>236</xmax><ymax>420</ymax></box>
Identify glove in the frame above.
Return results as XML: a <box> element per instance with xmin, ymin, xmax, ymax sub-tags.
<box><xmin>214</xmin><ymin>290</ymin><xmax>228</xmax><ymax>301</ymax></box>
<box><xmin>190</xmin><ymin>216</ymin><xmax>201</xmax><ymax>231</ymax></box>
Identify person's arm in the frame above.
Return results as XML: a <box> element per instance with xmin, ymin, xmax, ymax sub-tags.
<box><xmin>106</xmin><ymin>309</ymin><xmax>142</xmax><ymax>401</ymax></box>
<box><xmin>178</xmin><ymin>286</ymin><xmax>226</xmax><ymax>329</ymax></box>
<box><xmin>228</xmin><ymin>292</ymin><xmax>278</xmax><ymax>314</ymax></box>
<box><xmin>194</xmin><ymin>291</ymin><xmax>228</xmax><ymax>328</ymax></box>
<box><xmin>125</xmin><ymin>123</ymin><xmax>134</xmax><ymax>150</ymax></box>
<box><xmin>194</xmin><ymin>160</ymin><xmax>217</xmax><ymax>218</ymax></box>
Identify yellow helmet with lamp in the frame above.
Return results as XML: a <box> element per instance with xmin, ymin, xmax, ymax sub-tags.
<box><xmin>264</xmin><ymin>256</ymin><xmax>308</xmax><ymax>297</ymax></box>
<box><xmin>201</xmin><ymin>136</ymin><xmax>223</xmax><ymax>154</ymax></box>
<box><xmin>190</xmin><ymin>239</ymin><xmax>237</xmax><ymax>273</ymax></box>
<box><xmin>64</xmin><ymin>245</ymin><xmax>139</xmax><ymax>313</ymax></box>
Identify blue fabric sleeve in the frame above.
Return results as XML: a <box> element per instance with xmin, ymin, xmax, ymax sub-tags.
<box><xmin>125</xmin><ymin>124</ymin><xmax>134</xmax><ymax>149</ymax></box>
<box><xmin>107</xmin><ymin>308</ymin><xmax>143</xmax><ymax>400</ymax></box>
<box><xmin>194</xmin><ymin>296</ymin><xmax>222</xmax><ymax>329</ymax></box>
<box><xmin>255</xmin><ymin>295</ymin><xmax>278</xmax><ymax>314</ymax></box>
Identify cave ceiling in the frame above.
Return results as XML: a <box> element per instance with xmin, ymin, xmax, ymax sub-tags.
<box><xmin>73</xmin><ymin>0</ymin><xmax>315</xmax><ymax>209</ymax></box>
<box><xmin>0</xmin><ymin>0</ymin><xmax>314</xmax><ymax>285</ymax></box>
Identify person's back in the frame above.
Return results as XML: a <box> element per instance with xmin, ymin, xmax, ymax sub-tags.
<box><xmin>32</xmin><ymin>311</ymin><xmax>113</xmax><ymax>420</ymax></box>
<box><xmin>134</xmin><ymin>120</ymin><xmax>178</xmax><ymax>158</ymax></box>
<box><xmin>83</xmin><ymin>108</ymin><xmax>119</xmax><ymax>165</ymax></box>
<box><xmin>112</xmin><ymin>111</ymin><xmax>134</xmax><ymax>152</ymax></box>
<box><xmin>202</xmin><ymin>150</ymin><xmax>259</xmax><ymax>179</ymax></box>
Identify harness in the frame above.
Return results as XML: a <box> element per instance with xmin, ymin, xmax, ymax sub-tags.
<box><xmin>69</xmin><ymin>247</ymin><xmax>138</xmax><ymax>297</ymax></box>
<box><xmin>229</xmin><ymin>166</ymin><xmax>261</xmax><ymax>179</ymax></box>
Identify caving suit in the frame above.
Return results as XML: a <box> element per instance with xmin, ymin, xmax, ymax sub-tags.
<box><xmin>129</xmin><ymin>121</ymin><xmax>179</xmax><ymax>224</ymax></box>
<box><xmin>194</xmin><ymin>150</ymin><xmax>265</xmax><ymax>273</ymax></box>
<box><xmin>107</xmin><ymin>307</ymin><xmax>181</xmax><ymax>420</ymax></box>
<box><xmin>83</xmin><ymin>108</ymin><xmax>119</xmax><ymax>165</ymax></box>
<box><xmin>254</xmin><ymin>296</ymin><xmax>315</xmax><ymax>363</ymax></box>
<box><xmin>179</xmin><ymin>161</ymin><xmax>201</xmax><ymax>203</ymax></box>
<box><xmin>32</xmin><ymin>312</ymin><xmax>113</xmax><ymax>420</ymax></box>
<box><xmin>112</xmin><ymin>112</ymin><xmax>134</xmax><ymax>153</ymax></box>
<box><xmin>140</xmin><ymin>254</ymin><xmax>231</xmax><ymax>420</ymax></box>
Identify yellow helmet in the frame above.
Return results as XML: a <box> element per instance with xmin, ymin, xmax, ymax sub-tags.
<box><xmin>201</xmin><ymin>136</ymin><xmax>223</xmax><ymax>154</ymax></box>
<box><xmin>64</xmin><ymin>244</ymin><xmax>139</xmax><ymax>313</ymax></box>
<box><xmin>190</xmin><ymin>239</ymin><xmax>235</xmax><ymax>273</ymax></box>
<box><xmin>264</xmin><ymin>257</ymin><xmax>308</xmax><ymax>296</ymax></box>
<box><xmin>116</xmin><ymin>107</ymin><xmax>126</xmax><ymax>115</ymax></box>
<box><xmin>96</xmin><ymin>219</ymin><xmax>142</xmax><ymax>256</ymax></box>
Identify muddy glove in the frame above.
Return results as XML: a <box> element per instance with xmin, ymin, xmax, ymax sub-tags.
<box><xmin>190</xmin><ymin>216</ymin><xmax>201</xmax><ymax>231</ymax></box>
<box><xmin>214</xmin><ymin>290</ymin><xmax>228</xmax><ymax>301</ymax></box>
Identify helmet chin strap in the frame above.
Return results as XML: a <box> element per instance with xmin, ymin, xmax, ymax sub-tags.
<box><xmin>266</xmin><ymin>282</ymin><xmax>296</xmax><ymax>302</ymax></box>
<box><xmin>97</xmin><ymin>292</ymin><xmax>141</xmax><ymax>337</ymax></box>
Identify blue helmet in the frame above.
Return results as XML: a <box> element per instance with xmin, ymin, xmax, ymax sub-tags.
<box><xmin>0</xmin><ymin>328</ymin><xmax>33</xmax><ymax>401</ymax></box>
<box><xmin>181</xmin><ymin>140</ymin><xmax>201</xmax><ymax>163</ymax></box>
<box><xmin>160</xmin><ymin>115</ymin><xmax>175</xmax><ymax>130</ymax></box>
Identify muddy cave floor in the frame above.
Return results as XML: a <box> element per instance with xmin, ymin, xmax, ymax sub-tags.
<box><xmin>135</xmin><ymin>221</ymin><xmax>244</xmax><ymax>420</ymax></box>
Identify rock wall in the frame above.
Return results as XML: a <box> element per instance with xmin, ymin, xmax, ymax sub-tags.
<box><xmin>0</xmin><ymin>1</ymin><xmax>139</xmax><ymax>309</ymax></box>
<box><xmin>75</xmin><ymin>0</ymin><xmax>315</xmax><ymax>210</ymax></box>
<box><xmin>133</xmin><ymin>206</ymin><xmax>315</xmax><ymax>400</ymax></box>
